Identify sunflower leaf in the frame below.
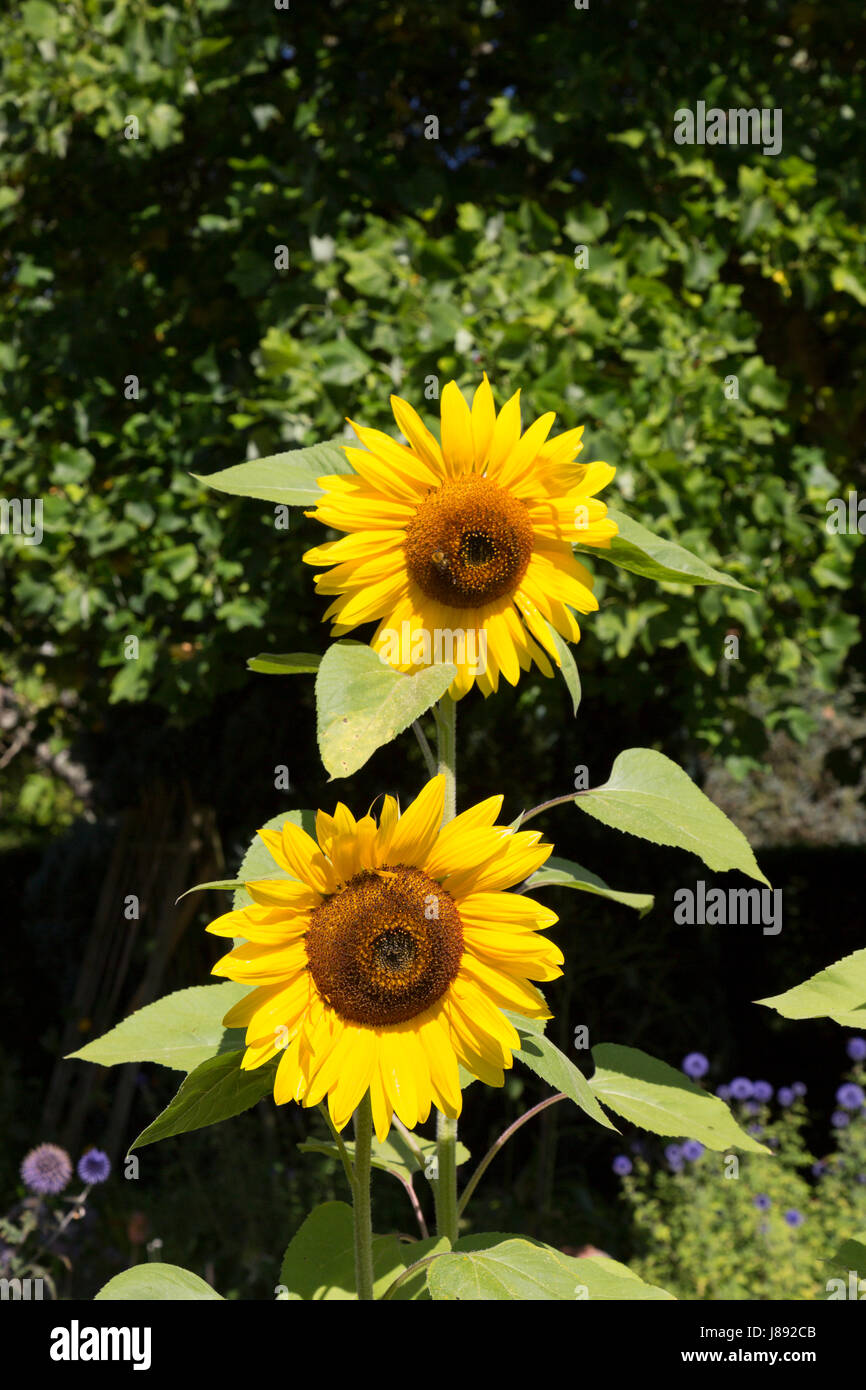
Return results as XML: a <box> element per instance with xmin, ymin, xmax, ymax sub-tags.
<box><xmin>427</xmin><ymin>1234</ymin><xmax>674</xmax><ymax>1301</ymax></box>
<box><xmin>548</xmin><ymin>625</ymin><xmax>581</xmax><ymax>715</ymax></box>
<box><xmin>507</xmin><ymin>1014</ymin><xmax>618</xmax><ymax>1130</ymax></box>
<box><xmin>67</xmin><ymin>983</ymin><xmax>248</xmax><ymax>1073</ymax></box>
<box><xmin>755</xmin><ymin>947</ymin><xmax>866</xmax><ymax>1024</ymax></box>
<box><xmin>575</xmin><ymin>748</ymin><xmax>769</xmax><ymax>885</ymax></box>
<box><xmin>278</xmin><ymin>1201</ymin><xmax>411</xmax><ymax>1300</ymax></box>
<box><xmin>192</xmin><ymin>439</ymin><xmax>352</xmax><ymax>506</ymax></box>
<box><xmin>589</xmin><ymin>1043</ymin><xmax>771</xmax><ymax>1153</ymax></box>
<box><xmin>129</xmin><ymin>1050</ymin><xmax>277</xmax><ymax>1150</ymax></box>
<box><xmin>247</xmin><ymin>652</ymin><xmax>322</xmax><ymax>675</ymax></box>
<box><xmin>95</xmin><ymin>1263</ymin><xmax>223</xmax><ymax>1301</ymax></box>
<box><xmin>583</xmin><ymin>508</ymin><xmax>753</xmax><ymax>591</ymax></box>
<box><xmin>527</xmin><ymin>855</ymin><xmax>654</xmax><ymax>917</ymax></box>
<box><xmin>175</xmin><ymin>878</ymin><xmax>244</xmax><ymax>902</ymax></box>
<box><xmin>316</xmin><ymin>640</ymin><xmax>456</xmax><ymax>778</ymax></box>
<box><xmin>299</xmin><ymin>1133</ymin><xmax>470</xmax><ymax>1182</ymax></box>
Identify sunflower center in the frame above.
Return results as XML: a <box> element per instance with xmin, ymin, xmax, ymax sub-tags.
<box><xmin>403</xmin><ymin>476</ymin><xmax>533</xmax><ymax>608</ymax></box>
<box><xmin>304</xmin><ymin>866</ymin><xmax>463</xmax><ymax>1026</ymax></box>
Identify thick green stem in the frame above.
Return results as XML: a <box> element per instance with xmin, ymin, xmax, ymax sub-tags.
<box><xmin>434</xmin><ymin>1109</ymin><xmax>459</xmax><ymax>1244</ymax></box>
<box><xmin>433</xmin><ymin>692</ymin><xmax>459</xmax><ymax>1241</ymax></box>
<box><xmin>352</xmin><ymin>1094</ymin><xmax>375</xmax><ymax>1300</ymax></box>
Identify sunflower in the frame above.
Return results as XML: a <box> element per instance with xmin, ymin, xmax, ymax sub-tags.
<box><xmin>207</xmin><ymin>775</ymin><xmax>561</xmax><ymax>1141</ymax></box>
<box><xmin>303</xmin><ymin>377</ymin><xmax>617</xmax><ymax>698</ymax></box>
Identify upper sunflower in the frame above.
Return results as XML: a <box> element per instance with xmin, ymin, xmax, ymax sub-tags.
<box><xmin>303</xmin><ymin>377</ymin><xmax>617</xmax><ymax>699</ymax></box>
<box><xmin>206</xmin><ymin>775</ymin><xmax>561</xmax><ymax>1141</ymax></box>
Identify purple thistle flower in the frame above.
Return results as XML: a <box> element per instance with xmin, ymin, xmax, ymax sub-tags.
<box><xmin>716</xmin><ymin>1084</ymin><xmax>731</xmax><ymax>1101</ymax></box>
<box><xmin>77</xmin><ymin>1149</ymin><xmax>111</xmax><ymax>1185</ymax></box>
<box><xmin>811</xmin><ymin>1161</ymin><xmax>826</xmax><ymax>1178</ymax></box>
<box><xmin>832</xmin><ymin>1109</ymin><xmax>850</xmax><ymax>1128</ymax></box>
<box><xmin>784</xmin><ymin>1209</ymin><xmax>805</xmax><ymax>1228</ymax></box>
<box><xmin>682</xmin><ymin>1140</ymin><xmax>704</xmax><ymax>1161</ymax></box>
<box><xmin>682</xmin><ymin>1052</ymin><xmax>709</xmax><ymax>1080</ymax></box>
<box><xmin>729</xmin><ymin>1076</ymin><xmax>753</xmax><ymax>1100</ymax></box>
<box><xmin>777</xmin><ymin>1086</ymin><xmax>795</xmax><ymax>1108</ymax></box>
<box><xmin>753</xmin><ymin>1193</ymin><xmax>771</xmax><ymax>1210</ymax></box>
<box><xmin>20</xmin><ymin>1143</ymin><xmax>72</xmax><ymax>1195</ymax></box>
<box><xmin>747</xmin><ymin>1122</ymin><xmax>764</xmax><ymax>1137</ymax></box>
<box><xmin>836</xmin><ymin>1083</ymin><xmax>865</xmax><ymax>1111</ymax></box>
<box><xmin>612</xmin><ymin>1155</ymin><xmax>633</xmax><ymax>1177</ymax></box>
<box><xmin>664</xmin><ymin>1143</ymin><xmax>684</xmax><ymax>1172</ymax></box>
<box><xmin>792</xmin><ymin>1082</ymin><xmax>807</xmax><ymax>1098</ymax></box>
<box><xmin>752</xmin><ymin>1080</ymin><xmax>773</xmax><ymax>1103</ymax></box>
<box><xmin>846</xmin><ymin>1037</ymin><xmax>866</xmax><ymax>1062</ymax></box>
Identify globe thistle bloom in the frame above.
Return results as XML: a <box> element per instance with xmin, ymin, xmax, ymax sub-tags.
<box><xmin>846</xmin><ymin>1036</ymin><xmax>866</xmax><ymax>1062</ymax></box>
<box><xmin>612</xmin><ymin>1155</ymin><xmax>633</xmax><ymax>1177</ymax></box>
<box><xmin>729</xmin><ymin>1076</ymin><xmax>753</xmax><ymax>1101</ymax></box>
<box><xmin>664</xmin><ymin>1143</ymin><xmax>684</xmax><ymax>1171</ymax></box>
<box><xmin>784</xmin><ymin>1209</ymin><xmax>805</xmax><ymax>1228</ymax></box>
<box><xmin>792</xmin><ymin>1082</ymin><xmax>807</xmax><ymax>1098</ymax></box>
<box><xmin>753</xmin><ymin>1193</ymin><xmax>771</xmax><ymax>1211</ymax></box>
<box><xmin>682</xmin><ymin>1052</ymin><xmax>709</xmax><ymax>1080</ymax></box>
<box><xmin>777</xmin><ymin>1086</ymin><xmax>795</xmax><ymax>1107</ymax></box>
<box><xmin>832</xmin><ymin>1109</ymin><xmax>850</xmax><ymax>1128</ymax></box>
<box><xmin>77</xmin><ymin>1149</ymin><xmax>111</xmax><ymax>1185</ymax></box>
<box><xmin>715</xmin><ymin>1084</ymin><xmax>731</xmax><ymax>1101</ymax></box>
<box><xmin>752</xmin><ymin>1080</ymin><xmax>773</xmax><ymax>1103</ymax></box>
<box><xmin>20</xmin><ymin>1143</ymin><xmax>72</xmax><ymax>1195</ymax></box>
<box><xmin>836</xmin><ymin>1082</ymin><xmax>865</xmax><ymax>1111</ymax></box>
<box><xmin>682</xmin><ymin>1140</ymin><xmax>704</xmax><ymax>1161</ymax></box>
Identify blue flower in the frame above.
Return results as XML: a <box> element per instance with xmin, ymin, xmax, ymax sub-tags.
<box><xmin>846</xmin><ymin>1037</ymin><xmax>866</xmax><ymax>1062</ymax></box>
<box><xmin>784</xmin><ymin>1209</ymin><xmax>805</xmax><ymax>1228</ymax></box>
<box><xmin>682</xmin><ymin>1140</ymin><xmax>704</xmax><ymax>1161</ymax></box>
<box><xmin>753</xmin><ymin>1193</ymin><xmax>771</xmax><ymax>1210</ymax></box>
<box><xmin>777</xmin><ymin>1086</ymin><xmax>795</xmax><ymax>1107</ymax></box>
<box><xmin>747</xmin><ymin>1122</ymin><xmax>764</xmax><ymax>1137</ymax></box>
<box><xmin>836</xmin><ymin>1083</ymin><xmax>865</xmax><ymax>1111</ymax></box>
<box><xmin>682</xmin><ymin>1052</ymin><xmax>709</xmax><ymax>1079</ymax></box>
<box><xmin>729</xmin><ymin>1077</ymin><xmax>753</xmax><ymax>1100</ymax></box>
<box><xmin>792</xmin><ymin>1082</ymin><xmax>807</xmax><ymax>1097</ymax></box>
<box><xmin>664</xmin><ymin>1143</ymin><xmax>684</xmax><ymax>1171</ymax></box>
<box><xmin>77</xmin><ymin>1149</ymin><xmax>111</xmax><ymax>1185</ymax></box>
<box><xmin>811</xmin><ymin>1161</ymin><xmax>826</xmax><ymax>1177</ymax></box>
<box><xmin>20</xmin><ymin>1143</ymin><xmax>73</xmax><ymax>1196</ymax></box>
<box><xmin>752</xmin><ymin>1080</ymin><xmax>773</xmax><ymax>1103</ymax></box>
<box><xmin>612</xmin><ymin>1155</ymin><xmax>633</xmax><ymax>1177</ymax></box>
<box><xmin>832</xmin><ymin>1110</ymin><xmax>850</xmax><ymax>1128</ymax></box>
<box><xmin>716</xmin><ymin>1084</ymin><xmax>731</xmax><ymax>1101</ymax></box>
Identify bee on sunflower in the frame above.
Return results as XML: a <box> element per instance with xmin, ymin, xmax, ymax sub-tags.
<box><xmin>303</xmin><ymin>377</ymin><xmax>617</xmax><ymax>698</ymax></box>
<box><xmin>206</xmin><ymin>775</ymin><xmax>561</xmax><ymax>1141</ymax></box>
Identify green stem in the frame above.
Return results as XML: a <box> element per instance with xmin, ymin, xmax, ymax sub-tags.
<box><xmin>457</xmin><ymin>1092</ymin><xmax>566</xmax><ymax>1218</ymax></box>
<box><xmin>433</xmin><ymin>694</ymin><xmax>459</xmax><ymax>1241</ymax></box>
<box><xmin>320</xmin><ymin>1103</ymin><xmax>356</xmax><ymax>1197</ymax></box>
<box><xmin>352</xmin><ymin>1094</ymin><xmax>375</xmax><ymax>1300</ymax></box>
<box><xmin>434</xmin><ymin>694</ymin><xmax>457</xmax><ymax>823</ymax></box>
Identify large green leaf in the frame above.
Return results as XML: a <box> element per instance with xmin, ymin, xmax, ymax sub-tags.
<box><xmin>583</xmin><ymin>508</ymin><xmax>752</xmax><ymax>591</ymax></box>
<box><xmin>589</xmin><ymin>1044</ymin><xmax>770</xmax><ymax>1153</ymax></box>
<box><xmin>232</xmin><ymin>809</ymin><xmax>316</xmax><ymax>911</ymax></box>
<box><xmin>527</xmin><ymin>855</ymin><xmax>654</xmax><ymax>917</ymax></box>
<box><xmin>427</xmin><ymin>1234</ymin><xmax>674</xmax><ymax>1300</ymax></box>
<box><xmin>826</xmin><ymin>1232</ymin><xmax>866</xmax><ymax>1277</ymax></box>
<box><xmin>95</xmin><ymin>1263</ymin><xmax>223</xmax><ymax>1301</ymax></box>
<box><xmin>193</xmin><ymin>440</ymin><xmax>352</xmax><ymax>506</ymax></box>
<box><xmin>67</xmin><ymin>983</ymin><xmax>248</xmax><ymax>1073</ymax></box>
<box><xmin>506</xmin><ymin>1013</ymin><xmax>617</xmax><ymax>1131</ymax></box>
<box><xmin>548</xmin><ymin>626</ymin><xmax>581</xmax><ymax>715</ymax></box>
<box><xmin>575</xmin><ymin>748</ymin><xmax>768</xmax><ymax>885</ymax></box>
<box><xmin>316</xmin><ymin>640</ymin><xmax>455</xmax><ymax>778</ymax></box>
<box><xmin>130</xmin><ymin>1050</ymin><xmax>276</xmax><ymax>1149</ymax></box>
<box><xmin>756</xmin><ymin>948</ymin><xmax>866</xmax><ymax>1024</ymax></box>
<box><xmin>278</xmin><ymin>1202</ymin><xmax>409</xmax><ymax>1300</ymax></box>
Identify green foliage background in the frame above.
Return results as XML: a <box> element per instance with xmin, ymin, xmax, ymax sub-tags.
<box><xmin>2</xmin><ymin>0</ymin><xmax>864</xmax><ymax>778</ymax></box>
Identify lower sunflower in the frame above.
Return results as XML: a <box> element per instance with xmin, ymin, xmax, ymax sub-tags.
<box><xmin>207</xmin><ymin>775</ymin><xmax>562</xmax><ymax>1141</ymax></box>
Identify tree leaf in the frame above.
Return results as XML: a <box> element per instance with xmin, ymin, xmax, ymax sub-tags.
<box><xmin>193</xmin><ymin>440</ymin><xmax>352</xmax><ymax>506</ymax></box>
<box><xmin>130</xmin><ymin>1050</ymin><xmax>276</xmax><ymax>1149</ymax></box>
<box><xmin>583</xmin><ymin>508</ymin><xmax>752</xmax><ymax>591</ymax></box>
<box><xmin>589</xmin><ymin>1043</ymin><xmax>770</xmax><ymax>1153</ymax></box>
<box><xmin>427</xmin><ymin>1234</ymin><xmax>674</xmax><ymax>1300</ymax></box>
<box><xmin>67</xmin><ymin>983</ymin><xmax>248</xmax><ymax>1072</ymax></box>
<box><xmin>755</xmin><ymin>947</ymin><xmax>866</xmax><ymax>1023</ymax></box>
<box><xmin>247</xmin><ymin>652</ymin><xmax>322</xmax><ymax>675</ymax></box>
<box><xmin>95</xmin><ymin>1263</ymin><xmax>223</xmax><ymax>1301</ymax></box>
<box><xmin>506</xmin><ymin>1013</ymin><xmax>617</xmax><ymax>1130</ymax></box>
<box><xmin>278</xmin><ymin>1201</ymin><xmax>408</xmax><ymax>1300</ymax></box>
<box><xmin>527</xmin><ymin>855</ymin><xmax>654</xmax><ymax>917</ymax></box>
<box><xmin>316</xmin><ymin>640</ymin><xmax>455</xmax><ymax>778</ymax></box>
<box><xmin>575</xmin><ymin>748</ymin><xmax>769</xmax><ymax>885</ymax></box>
